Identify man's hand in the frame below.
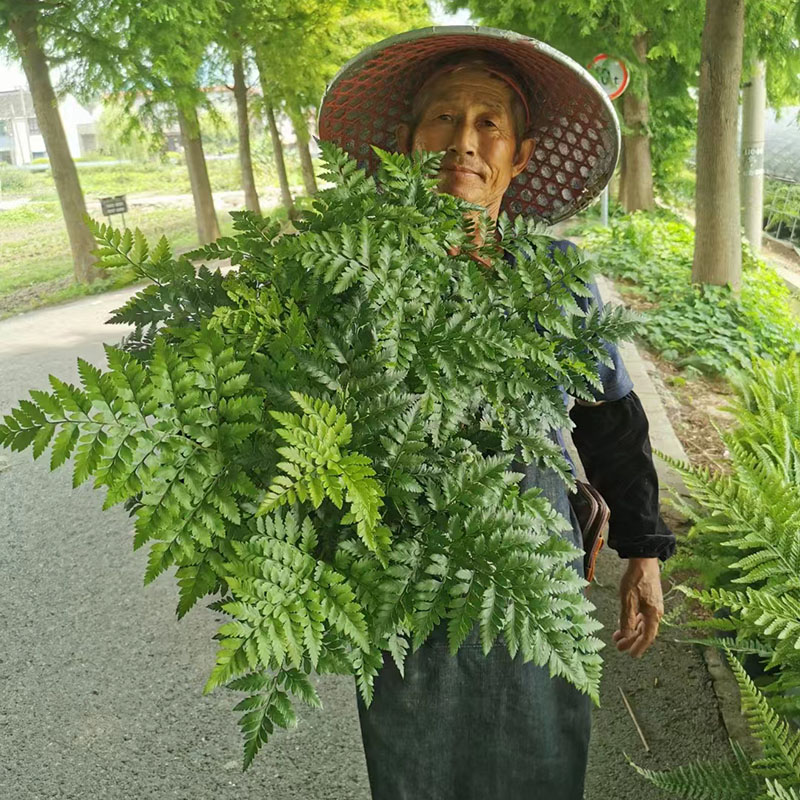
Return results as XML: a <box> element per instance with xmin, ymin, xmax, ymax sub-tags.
<box><xmin>612</xmin><ymin>557</ymin><xmax>664</xmax><ymax>658</ymax></box>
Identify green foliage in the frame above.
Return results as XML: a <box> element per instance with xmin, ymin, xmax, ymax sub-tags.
<box><xmin>448</xmin><ymin>0</ymin><xmax>800</xmax><ymax>190</ymax></box>
<box><xmin>0</xmin><ymin>163</ymin><xmax>39</xmax><ymax>194</ymax></box>
<box><xmin>97</xmin><ymin>100</ymin><xmax>166</xmax><ymax>162</ymax></box>
<box><xmin>582</xmin><ymin>211</ymin><xmax>800</xmax><ymax>375</ymax></box>
<box><xmin>626</xmin><ymin>644</ymin><xmax>800</xmax><ymax>799</ymax></box>
<box><xmin>62</xmin><ymin>0</ymin><xmax>223</xmax><ymax>120</ymax></box>
<box><xmin>744</xmin><ymin>0</ymin><xmax>800</xmax><ymax>109</ymax></box>
<box><xmin>648</xmin><ymin>73</ymin><xmax>697</xmax><ymax>193</ymax></box>
<box><xmin>654</xmin><ymin>354</ymin><xmax>800</xmax><ymax>718</ymax></box>
<box><xmin>622</xmin><ymin>354</ymin><xmax>800</xmax><ymax>799</ymax></box>
<box><xmin>764</xmin><ymin>179</ymin><xmax>800</xmax><ymax>247</ymax></box>
<box><xmin>0</xmin><ymin>156</ymin><xmax>292</xmax><ymax>203</ymax></box>
<box><xmin>197</xmin><ymin>107</ymin><xmax>238</xmax><ymax>156</ymax></box>
<box><xmin>659</xmin><ymin>163</ymin><xmax>696</xmax><ymax>209</ymax></box>
<box><xmin>247</xmin><ymin>0</ymin><xmax>431</xmax><ymax>114</ymax></box>
<box><xmin>0</xmin><ymin>141</ymin><xmax>640</xmax><ymax>768</ymax></box>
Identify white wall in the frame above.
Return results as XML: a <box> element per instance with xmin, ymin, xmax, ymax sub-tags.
<box><xmin>2</xmin><ymin>93</ymin><xmax>100</xmax><ymax>164</ymax></box>
<box><xmin>9</xmin><ymin>117</ymin><xmax>31</xmax><ymax>163</ymax></box>
<box><xmin>58</xmin><ymin>95</ymin><xmax>98</xmax><ymax>158</ymax></box>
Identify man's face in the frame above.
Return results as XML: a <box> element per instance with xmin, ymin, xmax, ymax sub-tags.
<box><xmin>396</xmin><ymin>66</ymin><xmax>535</xmax><ymax>220</ymax></box>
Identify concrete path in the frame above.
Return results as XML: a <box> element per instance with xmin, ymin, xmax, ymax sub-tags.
<box><xmin>0</xmin><ymin>274</ymin><xmax>733</xmax><ymax>799</ymax></box>
<box><xmin>0</xmin><ymin>288</ymin><xmax>371</xmax><ymax>800</ymax></box>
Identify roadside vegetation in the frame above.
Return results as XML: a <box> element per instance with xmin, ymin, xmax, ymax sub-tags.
<box><xmin>0</xmin><ymin>154</ymin><xmax>311</xmax><ymax>317</ymax></box>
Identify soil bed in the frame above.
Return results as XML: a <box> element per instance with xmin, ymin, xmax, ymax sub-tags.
<box><xmin>612</xmin><ymin>277</ymin><xmax>735</xmax><ymax>476</ymax></box>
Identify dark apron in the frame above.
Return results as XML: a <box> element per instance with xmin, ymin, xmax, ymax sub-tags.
<box><xmin>356</xmin><ymin>451</ymin><xmax>591</xmax><ymax>800</ymax></box>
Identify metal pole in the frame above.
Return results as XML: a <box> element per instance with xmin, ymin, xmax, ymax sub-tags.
<box><xmin>601</xmin><ymin>184</ymin><xmax>609</xmax><ymax>226</ymax></box>
<box><xmin>741</xmin><ymin>59</ymin><xmax>766</xmax><ymax>254</ymax></box>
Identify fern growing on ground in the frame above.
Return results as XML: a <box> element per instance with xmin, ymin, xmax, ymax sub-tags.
<box><xmin>656</xmin><ymin>354</ymin><xmax>800</xmax><ymax>716</ymax></box>
<box><xmin>0</xmin><ymin>142</ymin><xmax>640</xmax><ymax>769</ymax></box>
<box><xmin>630</xmin><ymin>354</ymin><xmax>800</xmax><ymax>797</ymax></box>
<box><xmin>627</xmin><ymin>644</ymin><xmax>800</xmax><ymax>800</ymax></box>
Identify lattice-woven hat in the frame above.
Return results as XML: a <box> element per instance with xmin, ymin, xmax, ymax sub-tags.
<box><xmin>317</xmin><ymin>25</ymin><xmax>621</xmax><ymax>225</ymax></box>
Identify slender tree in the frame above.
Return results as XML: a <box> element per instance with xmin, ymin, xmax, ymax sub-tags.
<box><xmin>286</xmin><ymin>96</ymin><xmax>318</xmax><ymax>196</ymax></box>
<box><xmin>231</xmin><ymin>54</ymin><xmax>261</xmax><ymax>213</ymax></box>
<box><xmin>617</xmin><ymin>32</ymin><xmax>655</xmax><ymax>211</ymax></box>
<box><xmin>248</xmin><ymin>0</ymin><xmax>431</xmax><ymax>208</ymax></box>
<box><xmin>212</xmin><ymin>3</ymin><xmax>262</xmax><ymax>214</ymax></box>
<box><xmin>2</xmin><ymin>1</ymin><xmax>103</xmax><ymax>283</ymax></box>
<box><xmin>127</xmin><ymin>4</ymin><xmax>222</xmax><ymax>243</ymax></box>
<box><xmin>254</xmin><ymin>58</ymin><xmax>296</xmax><ymax>219</ymax></box>
<box><xmin>63</xmin><ymin>0</ymin><xmax>223</xmax><ymax>244</ymax></box>
<box><xmin>177</xmin><ymin>99</ymin><xmax>220</xmax><ymax>243</ymax></box>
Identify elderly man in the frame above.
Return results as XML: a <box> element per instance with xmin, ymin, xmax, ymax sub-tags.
<box><xmin>318</xmin><ymin>26</ymin><xmax>676</xmax><ymax>800</ymax></box>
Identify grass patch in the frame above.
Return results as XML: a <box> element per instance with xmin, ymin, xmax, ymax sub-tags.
<box><xmin>0</xmin><ymin>204</ymin><xmax>244</xmax><ymax>318</ymax></box>
<box><xmin>0</xmin><ymin>204</ymin><xmax>233</xmax><ymax>296</ymax></box>
<box><xmin>0</xmin><ymin>154</ymin><xmax>311</xmax><ymax>202</ymax></box>
<box><xmin>0</xmin><ymin>150</ymin><xmax>319</xmax><ymax>318</ymax></box>
<box><xmin>0</xmin><ymin>271</ymin><xmax>147</xmax><ymax>320</ymax></box>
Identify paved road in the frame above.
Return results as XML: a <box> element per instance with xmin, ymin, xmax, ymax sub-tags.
<box><xmin>0</xmin><ymin>290</ymin><xmax>371</xmax><ymax>800</ymax></box>
<box><xmin>0</xmin><ymin>286</ymin><xmax>733</xmax><ymax>799</ymax></box>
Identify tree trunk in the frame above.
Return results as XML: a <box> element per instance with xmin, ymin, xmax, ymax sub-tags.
<box><xmin>265</xmin><ymin>102</ymin><xmax>296</xmax><ymax>218</ymax></box>
<box><xmin>617</xmin><ymin>32</ymin><xmax>655</xmax><ymax>212</ymax></box>
<box><xmin>740</xmin><ymin>59</ymin><xmax>766</xmax><ymax>254</ymax></box>
<box><xmin>9</xmin><ymin>7</ymin><xmax>103</xmax><ymax>284</ymax></box>
<box><xmin>177</xmin><ymin>102</ymin><xmax>220</xmax><ymax>244</ymax></box>
<box><xmin>288</xmin><ymin>98</ymin><xmax>318</xmax><ymax>196</ymax></box>
<box><xmin>255</xmin><ymin>60</ymin><xmax>295</xmax><ymax>218</ymax></box>
<box><xmin>296</xmin><ymin>131</ymin><xmax>318</xmax><ymax>197</ymax></box>
<box><xmin>232</xmin><ymin>55</ymin><xmax>261</xmax><ymax>214</ymax></box>
<box><xmin>691</xmin><ymin>0</ymin><xmax>745</xmax><ymax>288</ymax></box>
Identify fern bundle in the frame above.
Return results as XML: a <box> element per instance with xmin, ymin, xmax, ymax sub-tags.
<box><xmin>0</xmin><ymin>142</ymin><xmax>639</xmax><ymax>768</ymax></box>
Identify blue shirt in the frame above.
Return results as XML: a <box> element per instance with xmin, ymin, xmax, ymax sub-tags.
<box><xmin>502</xmin><ymin>238</ymin><xmax>634</xmax><ymax>475</ymax></box>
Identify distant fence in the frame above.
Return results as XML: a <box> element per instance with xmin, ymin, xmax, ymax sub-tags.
<box><xmin>764</xmin><ymin>177</ymin><xmax>800</xmax><ymax>250</ymax></box>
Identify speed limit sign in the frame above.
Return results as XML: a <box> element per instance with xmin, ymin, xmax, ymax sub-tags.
<box><xmin>587</xmin><ymin>54</ymin><xmax>629</xmax><ymax>100</ymax></box>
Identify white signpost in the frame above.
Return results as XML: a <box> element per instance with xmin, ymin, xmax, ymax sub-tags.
<box><xmin>587</xmin><ymin>54</ymin><xmax>629</xmax><ymax>225</ymax></box>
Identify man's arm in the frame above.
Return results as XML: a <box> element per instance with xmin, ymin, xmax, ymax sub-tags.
<box><xmin>569</xmin><ymin>390</ymin><xmax>677</xmax><ymax>561</ymax></box>
<box><xmin>544</xmin><ymin>240</ymin><xmax>675</xmax><ymax>558</ymax></box>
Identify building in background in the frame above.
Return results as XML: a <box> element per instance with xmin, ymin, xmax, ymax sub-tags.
<box><xmin>0</xmin><ymin>88</ymin><xmax>100</xmax><ymax>165</ymax></box>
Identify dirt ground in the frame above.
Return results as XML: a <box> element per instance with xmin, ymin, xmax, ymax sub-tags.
<box><xmin>0</xmin><ymin>274</ymin><xmax>78</xmax><ymax>316</ymax></box>
<box><xmin>647</xmin><ymin>353</ymin><xmax>735</xmax><ymax>474</ymax></box>
<box><xmin>611</xmin><ymin>278</ymin><xmax>735</xmax><ymax>476</ymax></box>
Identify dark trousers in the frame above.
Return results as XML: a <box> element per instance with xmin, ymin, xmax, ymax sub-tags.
<box><xmin>356</xmin><ymin>618</ymin><xmax>592</xmax><ymax>800</ymax></box>
<box><xmin>356</xmin><ymin>454</ymin><xmax>592</xmax><ymax>799</ymax></box>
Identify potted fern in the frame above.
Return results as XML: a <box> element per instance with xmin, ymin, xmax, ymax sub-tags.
<box><xmin>0</xmin><ymin>143</ymin><xmax>639</xmax><ymax>768</ymax></box>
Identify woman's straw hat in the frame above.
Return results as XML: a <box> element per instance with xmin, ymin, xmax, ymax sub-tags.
<box><xmin>318</xmin><ymin>25</ymin><xmax>621</xmax><ymax>225</ymax></box>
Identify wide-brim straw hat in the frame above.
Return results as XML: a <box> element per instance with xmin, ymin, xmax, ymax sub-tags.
<box><xmin>317</xmin><ymin>25</ymin><xmax>621</xmax><ymax>226</ymax></box>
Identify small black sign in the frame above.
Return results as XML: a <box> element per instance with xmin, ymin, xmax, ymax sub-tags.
<box><xmin>100</xmin><ymin>195</ymin><xmax>127</xmax><ymax>216</ymax></box>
